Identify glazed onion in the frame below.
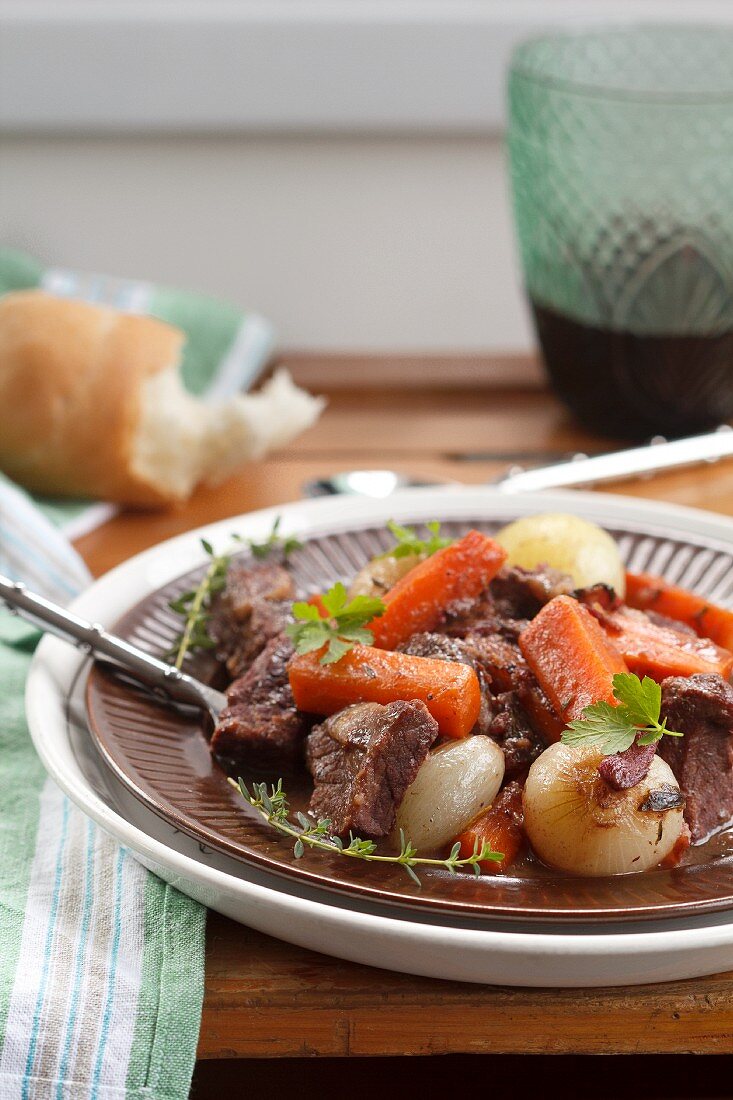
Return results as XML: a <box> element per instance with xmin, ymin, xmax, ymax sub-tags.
<box><xmin>393</xmin><ymin>736</ymin><xmax>505</xmax><ymax>851</ymax></box>
<box><xmin>348</xmin><ymin>552</ymin><xmax>421</xmax><ymax>599</ymax></box>
<box><xmin>495</xmin><ymin>512</ymin><xmax>625</xmax><ymax>597</ymax></box>
<box><xmin>522</xmin><ymin>743</ymin><xmax>684</xmax><ymax>876</ymax></box>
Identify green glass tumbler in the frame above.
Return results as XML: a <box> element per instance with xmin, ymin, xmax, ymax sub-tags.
<box><xmin>508</xmin><ymin>26</ymin><xmax>733</xmax><ymax>439</ymax></box>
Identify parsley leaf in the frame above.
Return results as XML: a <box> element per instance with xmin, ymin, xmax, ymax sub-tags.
<box><xmin>286</xmin><ymin>583</ymin><xmax>385</xmax><ymax>664</ymax></box>
<box><xmin>321</xmin><ymin>581</ymin><xmax>348</xmax><ymax>617</ymax></box>
<box><xmin>612</xmin><ymin>673</ymin><xmax>661</xmax><ymax>729</ymax></box>
<box><xmin>563</xmin><ymin>701</ymin><xmax>638</xmax><ymax>755</ymax></box>
<box><xmin>379</xmin><ymin>519</ymin><xmax>453</xmax><ymax>560</ymax></box>
<box><xmin>560</xmin><ymin>672</ymin><xmax>683</xmax><ymax>756</ymax></box>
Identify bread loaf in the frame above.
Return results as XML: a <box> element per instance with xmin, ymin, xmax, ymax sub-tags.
<box><xmin>0</xmin><ymin>290</ymin><xmax>322</xmax><ymax>506</ymax></box>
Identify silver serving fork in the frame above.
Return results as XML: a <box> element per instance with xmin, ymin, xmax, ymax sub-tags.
<box><xmin>0</xmin><ymin>573</ymin><xmax>227</xmax><ymax>723</ymax></box>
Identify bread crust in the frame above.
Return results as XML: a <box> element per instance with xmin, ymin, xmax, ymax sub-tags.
<box><xmin>0</xmin><ymin>290</ymin><xmax>185</xmax><ymax>506</ymax></box>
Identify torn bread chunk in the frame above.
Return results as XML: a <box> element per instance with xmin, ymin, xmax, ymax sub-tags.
<box><xmin>132</xmin><ymin>366</ymin><xmax>323</xmax><ymax>503</ymax></box>
<box><xmin>0</xmin><ymin>290</ymin><xmax>323</xmax><ymax>506</ymax></box>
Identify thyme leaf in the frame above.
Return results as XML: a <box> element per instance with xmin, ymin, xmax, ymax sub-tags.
<box><xmin>379</xmin><ymin>519</ymin><xmax>453</xmax><ymax>560</ymax></box>
<box><xmin>232</xmin><ymin>777</ymin><xmax>503</xmax><ymax>885</ymax></box>
<box><xmin>246</xmin><ymin>515</ymin><xmax>303</xmax><ymax>560</ymax></box>
<box><xmin>168</xmin><ymin>518</ymin><xmax>302</xmax><ymax>666</ymax></box>
<box><xmin>168</xmin><ymin>539</ymin><xmax>231</xmax><ymax>669</ymax></box>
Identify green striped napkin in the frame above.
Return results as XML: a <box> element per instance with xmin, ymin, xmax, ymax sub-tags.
<box><xmin>0</xmin><ymin>473</ymin><xmax>205</xmax><ymax>1099</ymax></box>
<box><xmin>0</xmin><ymin>253</ymin><xmax>284</xmax><ymax>1097</ymax></box>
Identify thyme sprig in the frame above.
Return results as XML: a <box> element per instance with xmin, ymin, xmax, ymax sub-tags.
<box><xmin>168</xmin><ymin>512</ymin><xmax>299</xmax><ymax>660</ymax></box>
<box><xmin>232</xmin><ymin>777</ymin><xmax>503</xmax><ymax>885</ymax></box>
<box><xmin>169</xmin><ymin>517</ymin><xmax>301</xmax><ymax>667</ymax></box>
<box><xmin>169</xmin><ymin>539</ymin><xmax>231</xmax><ymax>668</ymax></box>
<box><xmin>247</xmin><ymin>515</ymin><xmax>303</xmax><ymax>560</ymax></box>
<box><xmin>379</xmin><ymin>519</ymin><xmax>453</xmax><ymax>560</ymax></box>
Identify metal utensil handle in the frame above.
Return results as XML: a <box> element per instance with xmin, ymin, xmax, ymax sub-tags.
<box><xmin>497</xmin><ymin>427</ymin><xmax>733</xmax><ymax>493</ymax></box>
<box><xmin>0</xmin><ymin>573</ymin><xmax>223</xmax><ymax>715</ymax></box>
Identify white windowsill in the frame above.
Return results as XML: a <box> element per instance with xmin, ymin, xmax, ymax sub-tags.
<box><xmin>1</xmin><ymin>0</ymin><xmax>732</xmax><ymax>134</ymax></box>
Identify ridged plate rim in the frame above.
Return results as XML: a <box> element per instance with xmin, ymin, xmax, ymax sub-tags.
<box><xmin>80</xmin><ymin>488</ymin><xmax>733</xmax><ymax>924</ymax></box>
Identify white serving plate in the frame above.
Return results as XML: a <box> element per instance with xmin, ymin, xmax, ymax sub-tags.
<box><xmin>25</xmin><ymin>487</ymin><xmax>733</xmax><ymax>985</ymax></box>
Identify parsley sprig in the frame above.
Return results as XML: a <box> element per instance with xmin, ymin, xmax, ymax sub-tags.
<box><xmin>233</xmin><ymin>778</ymin><xmax>502</xmax><ymax>885</ymax></box>
<box><xmin>286</xmin><ymin>582</ymin><xmax>385</xmax><ymax>664</ymax></box>
<box><xmin>379</xmin><ymin>519</ymin><xmax>453</xmax><ymax>560</ymax></box>
<box><xmin>561</xmin><ymin>673</ymin><xmax>683</xmax><ymax>756</ymax></box>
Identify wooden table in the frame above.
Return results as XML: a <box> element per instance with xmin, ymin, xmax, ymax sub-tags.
<box><xmin>75</xmin><ymin>354</ymin><xmax>733</xmax><ymax>1072</ymax></box>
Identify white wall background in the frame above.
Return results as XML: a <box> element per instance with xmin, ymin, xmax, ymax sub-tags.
<box><xmin>4</xmin><ymin>1</ymin><xmax>732</xmax><ymax>353</ymax></box>
<box><xmin>0</xmin><ymin>134</ymin><xmax>531</xmax><ymax>351</ymax></box>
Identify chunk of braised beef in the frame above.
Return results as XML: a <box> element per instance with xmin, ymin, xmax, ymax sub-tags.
<box><xmin>457</xmin><ymin>631</ymin><xmax>526</xmax><ymax>692</ymax></box>
<box><xmin>211</xmin><ymin>635</ymin><xmax>307</xmax><ymax>774</ymax></box>
<box><xmin>444</xmin><ymin>564</ymin><xmax>574</xmax><ymax>641</ymax></box>
<box><xmin>398</xmin><ymin>631</ymin><xmax>485</xmax><ymax>670</ymax></box>
<box><xmin>573</xmin><ymin>583</ymin><xmax>620</xmax><ymax>614</ymax></box>
<box><xmin>209</xmin><ymin>560</ymin><xmax>294</xmax><ymax>678</ymax></box>
<box><xmin>598</xmin><ymin>737</ymin><xmax>658</xmax><ymax>791</ymax></box>
<box><xmin>226</xmin><ymin>560</ymin><xmax>293</xmax><ymax>614</ymax></box>
<box><xmin>443</xmin><ymin>591</ymin><xmax>523</xmax><ymax>641</ymax></box>
<box><xmin>471</xmin><ymin>629</ymin><xmax>563</xmax><ymax>747</ymax></box>
<box><xmin>486</xmin><ymin>691</ymin><xmax>546</xmax><ymax>779</ymax></box>
<box><xmin>397</xmin><ymin>632</ymin><xmax>493</xmax><ymax>736</ymax></box>
<box><xmin>659</xmin><ymin>673</ymin><xmax>733</xmax><ymax>842</ymax></box>
<box><xmin>306</xmin><ymin>700</ymin><xmax>439</xmax><ymax>837</ymax></box>
<box><xmin>223</xmin><ymin>633</ymin><xmax>294</xmax><ymax>707</ymax></box>
<box><xmin>490</xmin><ymin>564</ymin><xmax>574</xmax><ymax>620</ymax></box>
<box><xmin>443</xmin><ymin>625</ymin><xmax>559</xmax><ymax>757</ymax></box>
<box><xmin>456</xmin><ymin>627</ymin><xmax>555</xmax><ymax>758</ymax></box>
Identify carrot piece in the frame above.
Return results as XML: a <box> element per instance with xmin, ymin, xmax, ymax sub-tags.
<box><xmin>626</xmin><ymin>571</ymin><xmax>733</xmax><ymax>651</ymax></box>
<box><xmin>455</xmin><ymin>781</ymin><xmax>525</xmax><ymax>874</ymax></box>
<box><xmin>288</xmin><ymin>644</ymin><xmax>481</xmax><ymax>738</ymax></box>
<box><xmin>600</xmin><ymin>607</ymin><xmax>733</xmax><ymax>682</ymax></box>
<box><xmin>368</xmin><ymin>530</ymin><xmax>507</xmax><ymax>650</ymax></box>
<box><xmin>519</xmin><ymin>595</ymin><xmax>628</xmax><ymax>721</ymax></box>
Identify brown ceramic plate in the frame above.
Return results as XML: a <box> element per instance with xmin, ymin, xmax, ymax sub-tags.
<box><xmin>86</xmin><ymin>510</ymin><xmax>733</xmax><ymax>923</ymax></box>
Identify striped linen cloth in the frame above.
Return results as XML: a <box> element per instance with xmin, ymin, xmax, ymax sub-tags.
<box><xmin>0</xmin><ymin>475</ymin><xmax>206</xmax><ymax>1100</ymax></box>
<box><xmin>0</xmin><ymin>256</ymin><xmax>278</xmax><ymax>1097</ymax></box>
<box><xmin>0</xmin><ymin>248</ymin><xmax>275</xmax><ymax>538</ymax></box>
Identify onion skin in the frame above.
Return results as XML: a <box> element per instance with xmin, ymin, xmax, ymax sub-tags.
<box><xmin>348</xmin><ymin>553</ymin><xmax>421</xmax><ymax>599</ymax></box>
<box><xmin>393</xmin><ymin>736</ymin><xmax>505</xmax><ymax>852</ymax></box>
<box><xmin>495</xmin><ymin>513</ymin><xmax>625</xmax><ymax>597</ymax></box>
<box><xmin>522</xmin><ymin>743</ymin><xmax>684</xmax><ymax>876</ymax></box>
